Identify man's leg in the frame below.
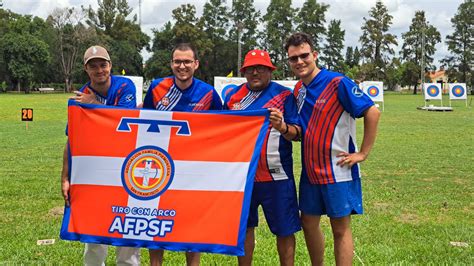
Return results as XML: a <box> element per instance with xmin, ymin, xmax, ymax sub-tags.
<box><xmin>185</xmin><ymin>252</ymin><xmax>200</xmax><ymax>266</ymax></box>
<box><xmin>149</xmin><ymin>249</ymin><xmax>163</xmax><ymax>266</ymax></box>
<box><xmin>330</xmin><ymin>216</ymin><xmax>353</xmax><ymax>266</ymax></box>
<box><xmin>238</xmin><ymin>228</ymin><xmax>255</xmax><ymax>266</ymax></box>
<box><xmin>116</xmin><ymin>247</ymin><xmax>140</xmax><ymax>266</ymax></box>
<box><xmin>301</xmin><ymin>213</ymin><xmax>324</xmax><ymax>266</ymax></box>
<box><xmin>84</xmin><ymin>243</ymin><xmax>108</xmax><ymax>266</ymax></box>
<box><xmin>276</xmin><ymin>234</ymin><xmax>295</xmax><ymax>266</ymax></box>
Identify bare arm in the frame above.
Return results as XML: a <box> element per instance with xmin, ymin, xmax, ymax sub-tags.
<box><xmin>61</xmin><ymin>142</ymin><xmax>70</xmax><ymax>206</ymax></box>
<box><xmin>268</xmin><ymin>107</ymin><xmax>301</xmax><ymax>141</ymax></box>
<box><xmin>337</xmin><ymin>105</ymin><xmax>381</xmax><ymax>167</ymax></box>
<box><xmin>70</xmin><ymin>90</ymin><xmax>101</xmax><ymax>104</ymax></box>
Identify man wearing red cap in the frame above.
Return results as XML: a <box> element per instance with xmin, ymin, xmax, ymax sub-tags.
<box><xmin>223</xmin><ymin>49</ymin><xmax>301</xmax><ymax>266</ymax></box>
<box><xmin>61</xmin><ymin>45</ymin><xmax>139</xmax><ymax>265</ymax></box>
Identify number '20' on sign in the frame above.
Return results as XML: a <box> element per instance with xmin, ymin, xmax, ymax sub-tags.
<box><xmin>21</xmin><ymin>108</ymin><xmax>33</xmax><ymax>121</ymax></box>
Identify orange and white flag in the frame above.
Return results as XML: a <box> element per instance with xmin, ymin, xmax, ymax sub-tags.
<box><xmin>60</xmin><ymin>100</ymin><xmax>269</xmax><ymax>255</ymax></box>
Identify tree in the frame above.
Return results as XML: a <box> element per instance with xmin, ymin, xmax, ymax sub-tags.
<box><xmin>401</xmin><ymin>10</ymin><xmax>441</xmax><ymax>93</ymax></box>
<box><xmin>399</xmin><ymin>60</ymin><xmax>420</xmax><ymax>91</ymax></box>
<box><xmin>442</xmin><ymin>0</ymin><xmax>473</xmax><ymax>92</ymax></box>
<box><xmin>0</xmin><ymin>15</ymin><xmax>50</xmax><ymax>91</ymax></box>
<box><xmin>171</xmin><ymin>4</ymin><xmax>212</xmax><ymax>80</ymax></box>
<box><xmin>384</xmin><ymin>57</ymin><xmax>402</xmax><ymax>91</ymax></box>
<box><xmin>144</xmin><ymin>22</ymin><xmax>174</xmax><ymax>80</ymax></box>
<box><xmin>85</xmin><ymin>0</ymin><xmax>150</xmax><ymax>75</ymax></box>
<box><xmin>48</xmin><ymin>7</ymin><xmax>95</xmax><ymax>92</ymax></box>
<box><xmin>0</xmin><ymin>9</ymin><xmax>18</xmax><ymax>86</ymax></box>
<box><xmin>295</xmin><ymin>0</ymin><xmax>329</xmax><ymax>52</ymax></box>
<box><xmin>353</xmin><ymin>46</ymin><xmax>361</xmax><ymax>66</ymax></box>
<box><xmin>345</xmin><ymin>46</ymin><xmax>354</xmax><ymax>67</ymax></box>
<box><xmin>229</xmin><ymin>0</ymin><xmax>261</xmax><ymax>74</ymax></box>
<box><xmin>320</xmin><ymin>19</ymin><xmax>345</xmax><ymax>72</ymax></box>
<box><xmin>200</xmin><ymin>0</ymin><xmax>233</xmax><ymax>81</ymax></box>
<box><xmin>359</xmin><ymin>0</ymin><xmax>398</xmax><ymax>80</ymax></box>
<box><xmin>262</xmin><ymin>0</ymin><xmax>296</xmax><ymax>78</ymax></box>
<box><xmin>345</xmin><ymin>46</ymin><xmax>361</xmax><ymax>69</ymax></box>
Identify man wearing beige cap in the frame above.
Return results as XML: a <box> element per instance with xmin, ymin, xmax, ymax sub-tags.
<box><xmin>223</xmin><ymin>49</ymin><xmax>301</xmax><ymax>266</ymax></box>
<box><xmin>60</xmin><ymin>45</ymin><xmax>139</xmax><ymax>265</ymax></box>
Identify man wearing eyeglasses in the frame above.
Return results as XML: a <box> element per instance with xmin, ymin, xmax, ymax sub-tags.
<box><xmin>143</xmin><ymin>43</ymin><xmax>221</xmax><ymax>266</ymax></box>
<box><xmin>223</xmin><ymin>49</ymin><xmax>301</xmax><ymax>266</ymax></box>
<box><xmin>285</xmin><ymin>32</ymin><xmax>380</xmax><ymax>266</ymax></box>
<box><xmin>143</xmin><ymin>43</ymin><xmax>222</xmax><ymax>112</ymax></box>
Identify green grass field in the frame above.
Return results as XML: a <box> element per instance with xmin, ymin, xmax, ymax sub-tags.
<box><xmin>0</xmin><ymin>92</ymin><xmax>472</xmax><ymax>264</ymax></box>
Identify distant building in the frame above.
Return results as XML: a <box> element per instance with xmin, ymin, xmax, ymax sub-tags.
<box><xmin>426</xmin><ymin>67</ymin><xmax>449</xmax><ymax>93</ymax></box>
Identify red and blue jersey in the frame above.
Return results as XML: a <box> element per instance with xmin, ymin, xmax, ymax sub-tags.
<box><xmin>294</xmin><ymin>69</ymin><xmax>374</xmax><ymax>185</ymax></box>
<box><xmin>79</xmin><ymin>75</ymin><xmax>137</xmax><ymax>108</ymax></box>
<box><xmin>224</xmin><ymin>82</ymin><xmax>299</xmax><ymax>183</ymax></box>
<box><xmin>66</xmin><ymin>75</ymin><xmax>136</xmax><ymax>135</ymax></box>
<box><xmin>143</xmin><ymin>77</ymin><xmax>222</xmax><ymax>111</ymax></box>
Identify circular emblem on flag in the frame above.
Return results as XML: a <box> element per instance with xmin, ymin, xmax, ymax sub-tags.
<box><xmin>427</xmin><ymin>85</ymin><xmax>440</xmax><ymax>97</ymax></box>
<box><xmin>452</xmin><ymin>85</ymin><xmax>464</xmax><ymax>97</ymax></box>
<box><xmin>121</xmin><ymin>146</ymin><xmax>174</xmax><ymax>200</ymax></box>
<box><xmin>161</xmin><ymin>97</ymin><xmax>170</xmax><ymax>106</ymax></box>
<box><xmin>367</xmin><ymin>86</ymin><xmax>380</xmax><ymax>97</ymax></box>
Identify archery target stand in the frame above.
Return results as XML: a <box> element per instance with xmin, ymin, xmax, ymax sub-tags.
<box><xmin>418</xmin><ymin>83</ymin><xmax>453</xmax><ymax>111</ymax></box>
<box><xmin>448</xmin><ymin>83</ymin><xmax>468</xmax><ymax>107</ymax></box>
<box><xmin>360</xmin><ymin>81</ymin><xmax>384</xmax><ymax>111</ymax></box>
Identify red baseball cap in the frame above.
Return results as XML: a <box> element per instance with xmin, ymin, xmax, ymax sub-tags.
<box><xmin>240</xmin><ymin>49</ymin><xmax>276</xmax><ymax>73</ymax></box>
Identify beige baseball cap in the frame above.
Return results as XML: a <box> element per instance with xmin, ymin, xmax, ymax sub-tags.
<box><xmin>84</xmin><ymin>45</ymin><xmax>111</xmax><ymax>65</ymax></box>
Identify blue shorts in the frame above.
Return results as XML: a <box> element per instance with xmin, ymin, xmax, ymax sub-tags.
<box><xmin>299</xmin><ymin>179</ymin><xmax>363</xmax><ymax>218</ymax></box>
<box><xmin>247</xmin><ymin>179</ymin><xmax>301</xmax><ymax>236</ymax></box>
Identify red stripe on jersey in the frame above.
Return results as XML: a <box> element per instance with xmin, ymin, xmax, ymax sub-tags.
<box><xmin>226</xmin><ymin>84</ymin><xmax>249</xmax><ymax>110</ymax></box>
<box><xmin>304</xmin><ymin>77</ymin><xmax>342</xmax><ymax>184</ymax></box>
<box><xmin>255</xmin><ymin>90</ymin><xmax>291</xmax><ymax>182</ymax></box>
<box><xmin>263</xmin><ymin>90</ymin><xmax>291</xmax><ymax>110</ymax></box>
<box><xmin>255</xmin><ymin>126</ymin><xmax>272</xmax><ymax>182</ymax></box>
<box><xmin>192</xmin><ymin>90</ymin><xmax>213</xmax><ymax>111</ymax></box>
<box><xmin>82</xmin><ymin>86</ymin><xmax>92</xmax><ymax>94</ymax></box>
<box><xmin>317</xmin><ymin>89</ymin><xmax>344</xmax><ymax>184</ymax></box>
<box><xmin>114</xmin><ymin>83</ymin><xmax>127</xmax><ymax>105</ymax></box>
<box><xmin>293</xmin><ymin>80</ymin><xmax>303</xmax><ymax>98</ymax></box>
<box><xmin>151</xmin><ymin>78</ymin><xmax>174</xmax><ymax>107</ymax></box>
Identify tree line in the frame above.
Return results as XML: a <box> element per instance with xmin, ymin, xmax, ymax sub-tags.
<box><xmin>0</xmin><ymin>0</ymin><xmax>472</xmax><ymax>94</ymax></box>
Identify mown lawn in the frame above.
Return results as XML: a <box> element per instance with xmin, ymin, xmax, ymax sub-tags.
<box><xmin>0</xmin><ymin>92</ymin><xmax>472</xmax><ymax>264</ymax></box>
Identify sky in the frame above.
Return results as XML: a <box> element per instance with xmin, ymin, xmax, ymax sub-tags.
<box><xmin>2</xmin><ymin>0</ymin><xmax>464</xmax><ymax>67</ymax></box>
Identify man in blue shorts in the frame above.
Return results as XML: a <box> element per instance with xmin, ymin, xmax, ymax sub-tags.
<box><xmin>223</xmin><ymin>49</ymin><xmax>301</xmax><ymax>266</ymax></box>
<box><xmin>143</xmin><ymin>43</ymin><xmax>222</xmax><ymax>266</ymax></box>
<box><xmin>60</xmin><ymin>45</ymin><xmax>139</xmax><ymax>265</ymax></box>
<box><xmin>285</xmin><ymin>32</ymin><xmax>380</xmax><ymax>265</ymax></box>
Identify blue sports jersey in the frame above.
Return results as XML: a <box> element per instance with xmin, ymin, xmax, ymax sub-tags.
<box><xmin>79</xmin><ymin>75</ymin><xmax>136</xmax><ymax>108</ymax></box>
<box><xmin>294</xmin><ymin>68</ymin><xmax>374</xmax><ymax>185</ymax></box>
<box><xmin>224</xmin><ymin>81</ymin><xmax>300</xmax><ymax>182</ymax></box>
<box><xmin>143</xmin><ymin>77</ymin><xmax>222</xmax><ymax>111</ymax></box>
<box><xmin>66</xmin><ymin>75</ymin><xmax>136</xmax><ymax>136</ymax></box>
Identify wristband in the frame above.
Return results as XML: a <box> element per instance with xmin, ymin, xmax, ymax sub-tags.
<box><xmin>282</xmin><ymin>123</ymin><xmax>289</xmax><ymax>135</ymax></box>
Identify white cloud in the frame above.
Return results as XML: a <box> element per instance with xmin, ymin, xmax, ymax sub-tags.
<box><xmin>3</xmin><ymin>0</ymin><xmax>463</xmax><ymax>66</ymax></box>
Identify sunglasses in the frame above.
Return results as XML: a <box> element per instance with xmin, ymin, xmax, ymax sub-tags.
<box><xmin>287</xmin><ymin>52</ymin><xmax>311</xmax><ymax>64</ymax></box>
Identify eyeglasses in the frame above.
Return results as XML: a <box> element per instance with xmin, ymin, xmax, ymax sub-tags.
<box><xmin>172</xmin><ymin>59</ymin><xmax>195</xmax><ymax>67</ymax></box>
<box><xmin>244</xmin><ymin>66</ymin><xmax>269</xmax><ymax>74</ymax></box>
<box><xmin>287</xmin><ymin>52</ymin><xmax>311</xmax><ymax>64</ymax></box>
